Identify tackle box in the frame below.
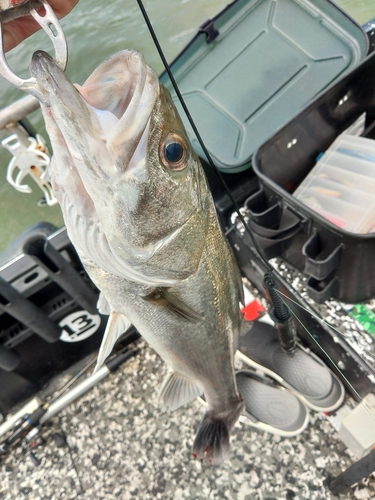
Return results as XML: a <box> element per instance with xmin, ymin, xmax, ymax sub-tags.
<box><xmin>252</xmin><ymin>52</ymin><xmax>375</xmax><ymax>304</ymax></box>
<box><xmin>160</xmin><ymin>0</ymin><xmax>375</xmax><ymax>304</ymax></box>
<box><xmin>292</xmin><ymin>131</ymin><xmax>375</xmax><ymax>235</ymax></box>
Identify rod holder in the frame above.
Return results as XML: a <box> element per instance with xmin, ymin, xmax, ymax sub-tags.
<box><xmin>23</xmin><ymin>236</ymin><xmax>98</xmax><ymax>315</ymax></box>
<box><xmin>0</xmin><ymin>276</ymin><xmax>61</xmax><ymax>343</ymax></box>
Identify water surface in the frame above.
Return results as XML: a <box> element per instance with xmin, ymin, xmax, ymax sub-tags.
<box><xmin>0</xmin><ymin>0</ymin><xmax>373</xmax><ymax>251</ymax></box>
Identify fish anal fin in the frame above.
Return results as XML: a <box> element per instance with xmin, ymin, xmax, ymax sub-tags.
<box><xmin>93</xmin><ymin>311</ymin><xmax>131</xmax><ymax>373</ymax></box>
<box><xmin>144</xmin><ymin>287</ymin><xmax>204</xmax><ymax>322</ymax></box>
<box><xmin>158</xmin><ymin>371</ymin><xmax>202</xmax><ymax>411</ymax></box>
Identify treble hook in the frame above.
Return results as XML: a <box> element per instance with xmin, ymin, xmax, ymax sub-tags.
<box><xmin>0</xmin><ymin>0</ymin><xmax>67</xmax><ymax>104</ymax></box>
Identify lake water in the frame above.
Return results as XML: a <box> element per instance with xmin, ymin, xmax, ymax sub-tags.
<box><xmin>0</xmin><ymin>0</ymin><xmax>374</xmax><ymax>252</ymax></box>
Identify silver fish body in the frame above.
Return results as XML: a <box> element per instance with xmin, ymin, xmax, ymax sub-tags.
<box><xmin>30</xmin><ymin>49</ymin><xmax>244</xmax><ymax>465</ymax></box>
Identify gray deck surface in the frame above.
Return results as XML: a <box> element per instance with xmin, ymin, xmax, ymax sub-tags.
<box><xmin>1</xmin><ymin>266</ymin><xmax>375</xmax><ymax>500</ymax></box>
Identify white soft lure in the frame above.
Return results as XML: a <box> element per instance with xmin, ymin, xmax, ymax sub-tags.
<box><xmin>30</xmin><ymin>49</ymin><xmax>244</xmax><ymax>465</ymax></box>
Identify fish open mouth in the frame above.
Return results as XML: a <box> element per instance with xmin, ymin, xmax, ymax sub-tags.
<box><xmin>30</xmin><ymin>49</ymin><xmax>159</xmax><ymax>151</ymax></box>
<box><xmin>74</xmin><ymin>49</ymin><xmax>159</xmax><ymax>129</ymax></box>
<box><xmin>29</xmin><ymin>49</ymin><xmax>178</xmax><ymax>286</ymax></box>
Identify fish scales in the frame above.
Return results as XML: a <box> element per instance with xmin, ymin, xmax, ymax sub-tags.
<box><xmin>30</xmin><ymin>49</ymin><xmax>244</xmax><ymax>465</ymax></box>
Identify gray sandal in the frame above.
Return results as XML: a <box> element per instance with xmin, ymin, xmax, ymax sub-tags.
<box><xmin>236</xmin><ymin>370</ymin><xmax>310</xmax><ymax>436</ymax></box>
<box><xmin>237</xmin><ymin>321</ymin><xmax>345</xmax><ymax>413</ymax></box>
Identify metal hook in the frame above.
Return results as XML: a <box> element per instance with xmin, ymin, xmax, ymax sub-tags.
<box><xmin>0</xmin><ymin>0</ymin><xmax>67</xmax><ymax>104</ymax></box>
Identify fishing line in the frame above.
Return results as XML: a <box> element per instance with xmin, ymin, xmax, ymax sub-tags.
<box><xmin>57</xmin><ymin>417</ymin><xmax>85</xmax><ymax>494</ymax></box>
<box><xmin>292</xmin><ymin>307</ymin><xmax>375</xmax><ymax>423</ymax></box>
<box><xmin>277</xmin><ymin>288</ymin><xmax>375</xmax><ymax>359</ymax></box>
<box><xmin>47</xmin><ymin>356</ymin><xmax>97</xmax><ymax>406</ymax></box>
<box><xmin>135</xmin><ymin>0</ymin><xmax>322</xmax><ymax>344</ymax></box>
<box><xmin>276</xmin><ymin>288</ymin><xmax>375</xmax><ymax>378</ymax></box>
<box><xmin>135</xmin><ymin>0</ymin><xmax>272</xmax><ymax>272</ymax></box>
<box><xmin>276</xmin><ymin>288</ymin><xmax>375</xmax><ymax>423</ymax></box>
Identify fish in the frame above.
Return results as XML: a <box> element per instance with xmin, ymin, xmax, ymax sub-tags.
<box><xmin>30</xmin><ymin>49</ymin><xmax>244</xmax><ymax>465</ymax></box>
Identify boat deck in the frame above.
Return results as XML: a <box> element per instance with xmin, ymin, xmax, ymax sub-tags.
<box><xmin>1</xmin><ymin>334</ymin><xmax>374</xmax><ymax>500</ymax></box>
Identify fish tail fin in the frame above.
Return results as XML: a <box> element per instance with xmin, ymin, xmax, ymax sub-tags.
<box><xmin>192</xmin><ymin>398</ymin><xmax>243</xmax><ymax>465</ymax></box>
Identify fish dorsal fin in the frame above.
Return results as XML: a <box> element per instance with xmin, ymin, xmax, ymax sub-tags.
<box><xmin>158</xmin><ymin>371</ymin><xmax>203</xmax><ymax>411</ymax></box>
<box><xmin>93</xmin><ymin>311</ymin><xmax>131</xmax><ymax>373</ymax></box>
<box><xmin>97</xmin><ymin>292</ymin><xmax>111</xmax><ymax>315</ymax></box>
<box><xmin>143</xmin><ymin>287</ymin><xmax>204</xmax><ymax>322</ymax></box>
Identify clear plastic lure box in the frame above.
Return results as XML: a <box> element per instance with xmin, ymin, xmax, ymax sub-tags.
<box><xmin>293</xmin><ymin>134</ymin><xmax>375</xmax><ymax>234</ymax></box>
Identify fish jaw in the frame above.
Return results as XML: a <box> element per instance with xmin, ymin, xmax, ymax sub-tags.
<box><xmin>30</xmin><ymin>50</ymin><xmax>210</xmax><ymax>285</ymax></box>
<box><xmin>29</xmin><ymin>50</ymin><xmax>159</xmax><ymax>283</ymax></box>
<box><xmin>30</xmin><ymin>49</ymin><xmax>158</xmax><ymax>186</ymax></box>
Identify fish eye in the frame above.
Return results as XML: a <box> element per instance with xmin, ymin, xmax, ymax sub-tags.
<box><xmin>166</xmin><ymin>142</ymin><xmax>183</xmax><ymax>163</ymax></box>
<box><xmin>160</xmin><ymin>133</ymin><xmax>187</xmax><ymax>171</ymax></box>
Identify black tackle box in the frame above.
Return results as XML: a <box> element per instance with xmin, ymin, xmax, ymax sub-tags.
<box><xmin>252</xmin><ymin>51</ymin><xmax>375</xmax><ymax>304</ymax></box>
<box><xmin>160</xmin><ymin>0</ymin><xmax>375</xmax><ymax>304</ymax></box>
<box><xmin>0</xmin><ymin>224</ymin><xmax>107</xmax><ymax>415</ymax></box>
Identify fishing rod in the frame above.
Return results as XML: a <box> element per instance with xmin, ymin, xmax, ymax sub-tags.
<box><xmin>136</xmin><ymin>0</ymin><xmax>297</xmax><ymax>351</ymax></box>
<box><xmin>0</xmin><ymin>346</ymin><xmax>138</xmax><ymax>461</ymax></box>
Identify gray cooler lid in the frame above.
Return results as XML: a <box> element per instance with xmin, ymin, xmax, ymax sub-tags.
<box><xmin>160</xmin><ymin>0</ymin><xmax>369</xmax><ymax>172</ymax></box>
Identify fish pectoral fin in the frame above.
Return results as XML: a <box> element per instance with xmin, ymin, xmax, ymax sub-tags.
<box><xmin>97</xmin><ymin>292</ymin><xmax>111</xmax><ymax>315</ymax></box>
<box><xmin>93</xmin><ymin>311</ymin><xmax>132</xmax><ymax>373</ymax></box>
<box><xmin>158</xmin><ymin>371</ymin><xmax>202</xmax><ymax>411</ymax></box>
<box><xmin>143</xmin><ymin>287</ymin><xmax>204</xmax><ymax>322</ymax></box>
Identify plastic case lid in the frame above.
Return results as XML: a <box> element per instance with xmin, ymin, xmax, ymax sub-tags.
<box><xmin>160</xmin><ymin>0</ymin><xmax>369</xmax><ymax>172</ymax></box>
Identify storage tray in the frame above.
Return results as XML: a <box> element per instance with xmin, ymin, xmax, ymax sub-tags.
<box><xmin>0</xmin><ymin>226</ymin><xmax>105</xmax><ymax>415</ymax></box>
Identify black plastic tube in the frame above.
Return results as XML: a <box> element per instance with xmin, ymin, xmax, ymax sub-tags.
<box><xmin>326</xmin><ymin>449</ymin><xmax>375</xmax><ymax>495</ymax></box>
<box><xmin>0</xmin><ymin>344</ymin><xmax>20</xmax><ymax>371</ymax></box>
<box><xmin>23</xmin><ymin>236</ymin><xmax>98</xmax><ymax>315</ymax></box>
<box><xmin>0</xmin><ymin>276</ymin><xmax>60</xmax><ymax>343</ymax></box>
